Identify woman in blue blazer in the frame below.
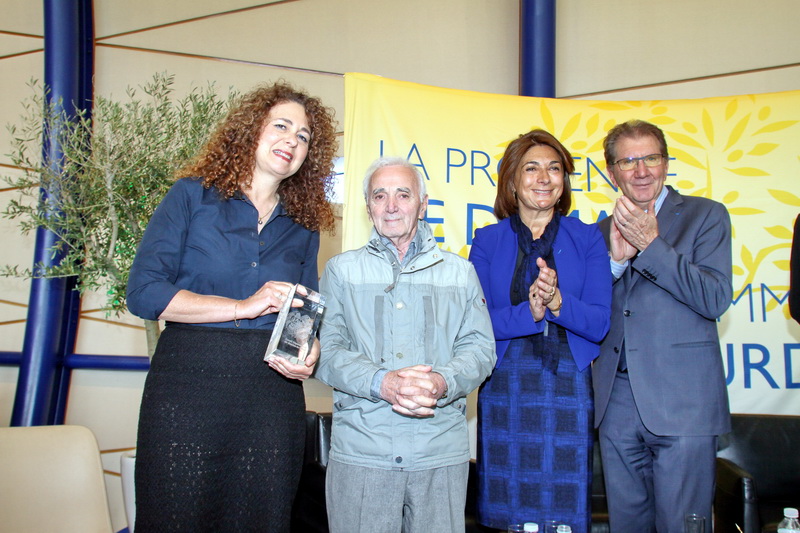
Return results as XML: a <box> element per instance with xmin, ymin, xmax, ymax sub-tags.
<box><xmin>469</xmin><ymin>129</ymin><xmax>611</xmax><ymax>531</ymax></box>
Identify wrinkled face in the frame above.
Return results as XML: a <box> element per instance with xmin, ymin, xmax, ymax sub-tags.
<box><xmin>366</xmin><ymin>165</ymin><xmax>428</xmax><ymax>246</ymax></box>
<box><xmin>608</xmin><ymin>134</ymin><xmax>668</xmax><ymax>210</ymax></box>
<box><xmin>254</xmin><ymin>101</ymin><xmax>310</xmax><ymax>180</ymax></box>
<box><xmin>513</xmin><ymin>144</ymin><xmax>564</xmax><ymax>215</ymax></box>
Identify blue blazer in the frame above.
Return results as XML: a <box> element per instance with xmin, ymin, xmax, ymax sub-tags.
<box><xmin>469</xmin><ymin>216</ymin><xmax>612</xmax><ymax>371</ymax></box>
<box><xmin>594</xmin><ymin>186</ymin><xmax>732</xmax><ymax>436</ymax></box>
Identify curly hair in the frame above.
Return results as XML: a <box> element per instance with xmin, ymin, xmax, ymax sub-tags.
<box><xmin>178</xmin><ymin>81</ymin><xmax>338</xmax><ymax>232</ymax></box>
<box><xmin>494</xmin><ymin>129</ymin><xmax>574</xmax><ymax>220</ymax></box>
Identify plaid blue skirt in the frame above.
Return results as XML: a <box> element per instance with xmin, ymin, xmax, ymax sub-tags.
<box><xmin>476</xmin><ymin>325</ymin><xmax>593</xmax><ymax>532</ymax></box>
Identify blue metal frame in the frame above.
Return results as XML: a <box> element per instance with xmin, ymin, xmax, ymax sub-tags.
<box><xmin>520</xmin><ymin>0</ymin><xmax>556</xmax><ymax>98</ymax></box>
<box><xmin>11</xmin><ymin>0</ymin><xmax>97</xmax><ymax>426</ymax></box>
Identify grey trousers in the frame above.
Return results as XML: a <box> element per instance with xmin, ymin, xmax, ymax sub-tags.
<box><xmin>325</xmin><ymin>458</ymin><xmax>469</xmax><ymax>533</ymax></box>
<box><xmin>598</xmin><ymin>372</ymin><xmax>717</xmax><ymax>533</ymax></box>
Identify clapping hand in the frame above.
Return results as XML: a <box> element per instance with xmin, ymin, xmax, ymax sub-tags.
<box><xmin>529</xmin><ymin>257</ymin><xmax>561</xmax><ymax>320</ymax></box>
<box><xmin>612</xmin><ymin>197</ymin><xmax>659</xmax><ymax>257</ymax></box>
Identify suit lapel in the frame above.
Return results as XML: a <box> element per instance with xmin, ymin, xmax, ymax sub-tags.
<box><xmin>656</xmin><ymin>185</ymin><xmax>682</xmax><ymax>240</ymax></box>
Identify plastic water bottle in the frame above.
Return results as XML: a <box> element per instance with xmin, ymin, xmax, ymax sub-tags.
<box><xmin>556</xmin><ymin>526</ymin><xmax>572</xmax><ymax>533</ymax></box>
<box><xmin>524</xmin><ymin>524</ymin><xmax>539</xmax><ymax>533</ymax></box>
<box><xmin>778</xmin><ymin>508</ymin><xmax>800</xmax><ymax>533</ymax></box>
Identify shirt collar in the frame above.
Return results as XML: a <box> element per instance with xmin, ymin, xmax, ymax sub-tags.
<box><xmin>652</xmin><ymin>185</ymin><xmax>669</xmax><ymax>215</ymax></box>
<box><xmin>378</xmin><ymin>224</ymin><xmax>423</xmax><ymax>266</ymax></box>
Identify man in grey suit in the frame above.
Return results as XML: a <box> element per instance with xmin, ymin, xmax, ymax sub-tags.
<box><xmin>594</xmin><ymin>120</ymin><xmax>732</xmax><ymax>532</ymax></box>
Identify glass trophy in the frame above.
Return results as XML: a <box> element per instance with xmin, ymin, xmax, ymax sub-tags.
<box><xmin>264</xmin><ymin>284</ymin><xmax>325</xmax><ymax>365</ymax></box>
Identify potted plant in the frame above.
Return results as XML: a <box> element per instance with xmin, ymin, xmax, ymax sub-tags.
<box><xmin>2</xmin><ymin>72</ymin><xmax>236</xmax><ymax>355</ymax></box>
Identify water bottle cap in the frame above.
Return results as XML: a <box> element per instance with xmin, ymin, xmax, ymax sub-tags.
<box><xmin>523</xmin><ymin>523</ymin><xmax>539</xmax><ymax>532</ymax></box>
<box><xmin>785</xmin><ymin>507</ymin><xmax>799</xmax><ymax>518</ymax></box>
<box><xmin>556</xmin><ymin>526</ymin><xmax>572</xmax><ymax>533</ymax></box>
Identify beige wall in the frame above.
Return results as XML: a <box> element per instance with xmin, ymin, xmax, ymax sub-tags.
<box><xmin>1</xmin><ymin>0</ymin><xmax>798</xmax><ymax>528</ymax></box>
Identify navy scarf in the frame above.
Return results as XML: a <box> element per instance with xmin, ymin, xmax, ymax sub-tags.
<box><xmin>509</xmin><ymin>212</ymin><xmax>562</xmax><ymax>374</ymax></box>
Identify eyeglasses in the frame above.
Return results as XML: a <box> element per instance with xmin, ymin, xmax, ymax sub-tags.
<box><xmin>612</xmin><ymin>153</ymin><xmax>666</xmax><ymax>171</ymax></box>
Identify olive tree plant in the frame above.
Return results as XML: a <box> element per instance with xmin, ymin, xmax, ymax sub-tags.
<box><xmin>2</xmin><ymin>73</ymin><xmax>236</xmax><ymax>355</ymax></box>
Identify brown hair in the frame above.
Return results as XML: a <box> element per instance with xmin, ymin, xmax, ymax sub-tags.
<box><xmin>179</xmin><ymin>81</ymin><xmax>337</xmax><ymax>232</ymax></box>
<box><xmin>494</xmin><ymin>129</ymin><xmax>574</xmax><ymax>220</ymax></box>
<box><xmin>603</xmin><ymin>119</ymin><xmax>669</xmax><ymax>167</ymax></box>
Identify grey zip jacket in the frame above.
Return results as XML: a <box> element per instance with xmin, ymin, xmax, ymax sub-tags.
<box><xmin>315</xmin><ymin>221</ymin><xmax>496</xmax><ymax>471</ymax></box>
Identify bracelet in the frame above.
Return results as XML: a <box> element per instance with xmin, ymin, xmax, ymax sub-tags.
<box><xmin>233</xmin><ymin>301</ymin><xmax>241</xmax><ymax>328</ymax></box>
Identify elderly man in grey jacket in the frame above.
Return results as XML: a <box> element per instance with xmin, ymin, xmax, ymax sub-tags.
<box><xmin>315</xmin><ymin>156</ymin><xmax>496</xmax><ymax>533</ymax></box>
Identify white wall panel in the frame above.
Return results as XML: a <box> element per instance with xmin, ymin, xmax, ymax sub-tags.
<box><xmin>99</xmin><ymin>0</ymin><xmax>520</xmax><ymax>96</ymax></box>
<box><xmin>556</xmin><ymin>0</ymin><xmax>800</xmax><ymax>97</ymax></box>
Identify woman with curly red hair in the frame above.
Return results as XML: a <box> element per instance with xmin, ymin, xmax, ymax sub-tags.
<box><xmin>127</xmin><ymin>81</ymin><xmax>337</xmax><ymax>532</ymax></box>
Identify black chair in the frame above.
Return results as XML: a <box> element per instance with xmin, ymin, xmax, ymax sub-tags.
<box><xmin>591</xmin><ymin>429</ymin><xmax>610</xmax><ymax>533</ymax></box>
<box><xmin>715</xmin><ymin>414</ymin><xmax>800</xmax><ymax>533</ymax></box>
<box><xmin>291</xmin><ymin>411</ymin><xmax>332</xmax><ymax>533</ymax></box>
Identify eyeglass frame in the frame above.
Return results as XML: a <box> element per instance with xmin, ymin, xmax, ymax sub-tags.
<box><xmin>611</xmin><ymin>153</ymin><xmax>667</xmax><ymax>171</ymax></box>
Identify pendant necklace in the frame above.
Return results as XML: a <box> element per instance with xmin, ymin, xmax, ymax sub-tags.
<box><xmin>258</xmin><ymin>200</ymin><xmax>278</xmax><ymax>226</ymax></box>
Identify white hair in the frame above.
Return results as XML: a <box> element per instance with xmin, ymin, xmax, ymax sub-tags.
<box><xmin>362</xmin><ymin>157</ymin><xmax>427</xmax><ymax>202</ymax></box>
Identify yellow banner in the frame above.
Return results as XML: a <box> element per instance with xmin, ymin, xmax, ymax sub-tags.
<box><xmin>343</xmin><ymin>72</ymin><xmax>800</xmax><ymax>414</ymax></box>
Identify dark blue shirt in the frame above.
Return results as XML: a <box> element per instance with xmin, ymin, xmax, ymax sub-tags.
<box><xmin>126</xmin><ymin>177</ymin><xmax>320</xmax><ymax>329</ymax></box>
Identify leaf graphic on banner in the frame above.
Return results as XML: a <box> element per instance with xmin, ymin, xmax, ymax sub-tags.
<box><xmin>584</xmin><ymin>192</ymin><xmax>614</xmax><ymax>204</ymax></box>
<box><xmin>758</xmin><ymin>106</ymin><xmax>771</xmax><ymax>120</ymax></box>
<box><xmin>741</xmin><ymin>246</ymin><xmax>754</xmax><ymax>270</ymax></box>
<box><xmin>457</xmin><ymin>245</ymin><xmax>469</xmax><ymax>259</ymax></box>
<box><xmin>649</xmin><ymin>116</ymin><xmax>676</xmax><ymax>126</ymax></box>
<box><xmin>586</xmin><ymin>113</ymin><xmax>600</xmax><ymax>136</ymax></box>
<box><xmin>669</xmin><ymin>147</ymin><xmax>705</xmax><ymax>169</ymax></box>
<box><xmin>540</xmin><ymin>101</ymin><xmax>555</xmax><ymax>133</ymax></box>
<box><xmin>570</xmin><ymin>141</ymin><xmax>588</xmax><ymax>151</ymax></box>
<box><xmin>765</xmin><ymin>225</ymin><xmax>793</xmax><ymax>240</ymax></box>
<box><xmin>767</xmin><ymin>189</ymin><xmax>800</xmax><ymax>206</ymax></box>
<box><xmin>702</xmin><ymin>109</ymin><xmax>714</xmax><ymax>144</ymax></box>
<box><xmin>561</xmin><ymin>113</ymin><xmax>581</xmax><ymax>140</ymax></box>
<box><xmin>683</xmin><ymin>121</ymin><xmax>698</xmax><ymax>134</ymax></box>
<box><xmin>727</xmin><ymin>150</ymin><xmax>743</xmax><ymax>162</ymax></box>
<box><xmin>677</xmin><ymin>180</ymin><xmax>696</xmax><ymax>190</ymax></box>
<box><xmin>748</xmin><ymin>143</ymin><xmax>778</xmax><ymax>156</ymax></box>
<box><xmin>753</xmin><ymin>120</ymin><xmax>798</xmax><ymax>134</ymax></box>
<box><xmin>587</xmin><ymin>138</ymin><xmax>605</xmax><ymax>154</ymax></box>
<box><xmin>732</xmin><ymin>265</ymin><xmax>744</xmax><ymax>276</ymax></box>
<box><xmin>667</xmin><ymin>131</ymin><xmax>705</xmax><ymax>149</ymax></box>
<box><xmin>774</xmin><ymin>259</ymin><xmax>790</xmax><ymax>271</ymax></box>
<box><xmin>724</xmin><ymin>115</ymin><xmax>750</xmax><ymax>150</ymax></box>
<box><xmin>725</xmin><ymin>100</ymin><xmax>738</xmax><ymax>120</ymax></box>
<box><xmin>728</xmin><ymin>207</ymin><xmax>765</xmax><ymax>215</ymax></box>
<box><xmin>723</xmin><ymin>191</ymin><xmax>739</xmax><ymax>204</ymax></box>
<box><xmin>725</xmin><ymin>167</ymin><xmax>770</xmax><ymax>177</ymax></box>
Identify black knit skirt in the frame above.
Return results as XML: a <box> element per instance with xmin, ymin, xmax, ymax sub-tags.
<box><xmin>134</xmin><ymin>324</ymin><xmax>306</xmax><ymax>533</ymax></box>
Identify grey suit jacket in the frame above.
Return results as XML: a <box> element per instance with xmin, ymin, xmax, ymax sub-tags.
<box><xmin>594</xmin><ymin>186</ymin><xmax>732</xmax><ymax>436</ymax></box>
